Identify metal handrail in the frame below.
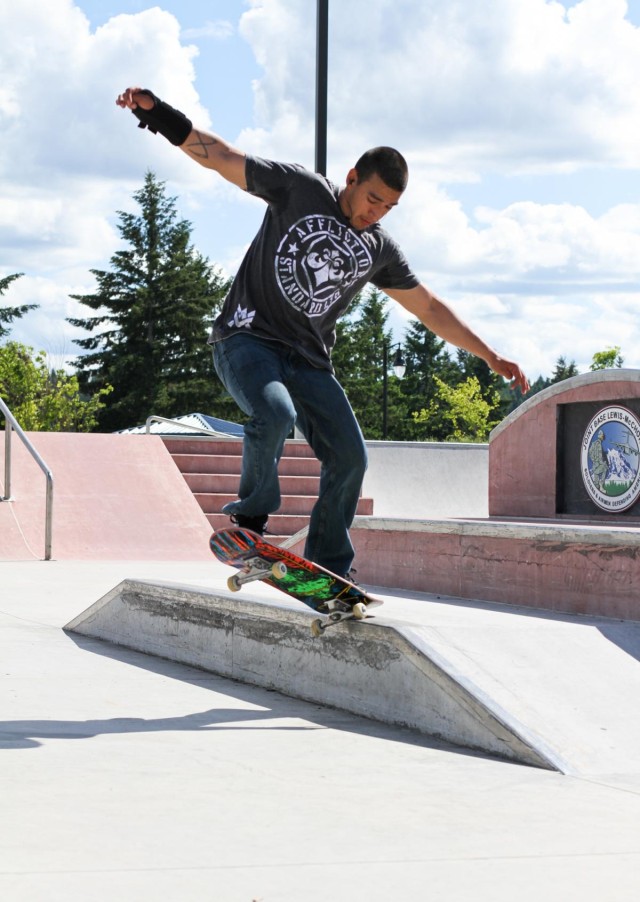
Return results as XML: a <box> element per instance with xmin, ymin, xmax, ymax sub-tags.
<box><xmin>0</xmin><ymin>398</ymin><xmax>53</xmax><ymax>560</ymax></box>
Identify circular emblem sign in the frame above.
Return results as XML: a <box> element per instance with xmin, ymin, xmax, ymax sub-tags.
<box><xmin>581</xmin><ymin>406</ymin><xmax>640</xmax><ymax>512</ymax></box>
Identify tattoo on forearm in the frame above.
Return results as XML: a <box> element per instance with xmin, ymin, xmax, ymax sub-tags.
<box><xmin>186</xmin><ymin>132</ymin><xmax>219</xmax><ymax>159</ymax></box>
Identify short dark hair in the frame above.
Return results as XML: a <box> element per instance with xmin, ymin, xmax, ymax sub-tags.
<box><xmin>354</xmin><ymin>146</ymin><xmax>408</xmax><ymax>193</ymax></box>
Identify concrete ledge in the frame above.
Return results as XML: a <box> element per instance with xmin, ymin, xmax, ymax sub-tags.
<box><xmin>351</xmin><ymin>516</ymin><xmax>640</xmax><ymax>620</ymax></box>
<box><xmin>64</xmin><ymin>579</ymin><xmax>565</xmax><ymax>772</ymax></box>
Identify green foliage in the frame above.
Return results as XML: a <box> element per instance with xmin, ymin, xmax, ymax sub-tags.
<box><xmin>550</xmin><ymin>356</ymin><xmax>579</xmax><ymax>383</ymax></box>
<box><xmin>68</xmin><ymin>171</ymin><xmax>232</xmax><ymax>432</ymax></box>
<box><xmin>333</xmin><ymin>293</ymin><xmax>508</xmax><ymax>442</ymax></box>
<box><xmin>412</xmin><ymin>376</ymin><xmax>501</xmax><ymax>442</ymax></box>
<box><xmin>332</xmin><ymin>288</ymin><xmax>406</xmax><ymax>439</ymax></box>
<box><xmin>0</xmin><ymin>273</ymin><xmax>37</xmax><ymax>339</ymax></box>
<box><xmin>398</xmin><ymin>320</ymin><xmax>459</xmax><ymax>440</ymax></box>
<box><xmin>0</xmin><ymin>342</ymin><xmax>111</xmax><ymax>431</ymax></box>
<box><xmin>589</xmin><ymin>346</ymin><xmax>624</xmax><ymax>371</ymax></box>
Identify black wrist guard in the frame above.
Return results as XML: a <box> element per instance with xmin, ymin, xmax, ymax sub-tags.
<box><xmin>131</xmin><ymin>89</ymin><xmax>193</xmax><ymax>146</ymax></box>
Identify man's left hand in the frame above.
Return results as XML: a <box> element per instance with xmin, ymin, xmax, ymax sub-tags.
<box><xmin>491</xmin><ymin>356</ymin><xmax>530</xmax><ymax>394</ymax></box>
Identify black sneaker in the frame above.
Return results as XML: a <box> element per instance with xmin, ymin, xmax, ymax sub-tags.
<box><xmin>230</xmin><ymin>513</ymin><xmax>269</xmax><ymax>536</ymax></box>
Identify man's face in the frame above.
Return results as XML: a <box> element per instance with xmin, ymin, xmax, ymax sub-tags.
<box><xmin>339</xmin><ymin>170</ymin><xmax>402</xmax><ymax>231</ymax></box>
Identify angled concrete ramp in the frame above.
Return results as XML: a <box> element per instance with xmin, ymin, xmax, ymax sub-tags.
<box><xmin>64</xmin><ymin>580</ymin><xmax>565</xmax><ymax>772</ymax></box>
<box><xmin>0</xmin><ymin>433</ymin><xmax>211</xmax><ymax>561</ymax></box>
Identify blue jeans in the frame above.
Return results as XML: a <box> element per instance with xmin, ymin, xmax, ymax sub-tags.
<box><xmin>212</xmin><ymin>334</ymin><xmax>368</xmax><ymax>575</ymax></box>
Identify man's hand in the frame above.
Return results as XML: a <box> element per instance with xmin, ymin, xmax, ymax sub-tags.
<box><xmin>489</xmin><ymin>354</ymin><xmax>530</xmax><ymax>394</ymax></box>
<box><xmin>115</xmin><ymin>86</ymin><xmax>192</xmax><ymax>146</ymax></box>
<box><xmin>115</xmin><ymin>85</ymin><xmax>247</xmax><ymax>186</ymax></box>
<box><xmin>115</xmin><ymin>87</ymin><xmax>155</xmax><ymax>112</ymax></box>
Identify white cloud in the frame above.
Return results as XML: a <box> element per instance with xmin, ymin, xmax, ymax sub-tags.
<box><xmin>0</xmin><ymin>3</ymin><xmax>211</xmax><ymax>182</ymax></box>
<box><xmin>1</xmin><ymin>0</ymin><xmax>639</xmax><ymax>383</ymax></box>
<box><xmin>233</xmin><ymin>0</ymin><xmax>640</xmax><ymax>378</ymax></box>
<box><xmin>238</xmin><ymin>0</ymin><xmax>640</xmax><ymax>173</ymax></box>
<box><xmin>182</xmin><ymin>20</ymin><xmax>234</xmax><ymax>41</ymax></box>
<box><xmin>0</xmin><ymin>0</ymin><xmax>225</xmax><ymax>359</ymax></box>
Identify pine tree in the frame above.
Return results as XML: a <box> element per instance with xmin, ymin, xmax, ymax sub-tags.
<box><xmin>332</xmin><ymin>288</ymin><xmax>406</xmax><ymax>439</ymax></box>
<box><xmin>0</xmin><ymin>273</ymin><xmax>37</xmax><ymax>339</ymax></box>
<box><xmin>550</xmin><ymin>356</ymin><xmax>579</xmax><ymax>383</ymax></box>
<box><xmin>399</xmin><ymin>320</ymin><xmax>459</xmax><ymax>440</ymax></box>
<box><xmin>68</xmin><ymin>172</ymin><xmax>231</xmax><ymax>432</ymax></box>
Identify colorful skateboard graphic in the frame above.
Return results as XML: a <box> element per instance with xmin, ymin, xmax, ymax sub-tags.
<box><xmin>210</xmin><ymin>527</ymin><xmax>382</xmax><ymax>636</ymax></box>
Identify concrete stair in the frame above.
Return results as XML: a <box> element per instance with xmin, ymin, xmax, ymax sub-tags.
<box><xmin>163</xmin><ymin>437</ymin><xmax>374</xmax><ymax>541</ymax></box>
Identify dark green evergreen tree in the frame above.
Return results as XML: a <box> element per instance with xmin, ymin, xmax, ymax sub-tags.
<box><xmin>456</xmin><ymin>349</ymin><xmax>503</xmax><ymax>397</ymax></box>
<box><xmin>68</xmin><ymin>172</ymin><xmax>232</xmax><ymax>432</ymax></box>
<box><xmin>0</xmin><ymin>274</ymin><xmax>37</xmax><ymax>339</ymax></box>
<box><xmin>502</xmin><ymin>356</ymin><xmax>580</xmax><ymax>416</ymax></box>
<box><xmin>398</xmin><ymin>320</ymin><xmax>459</xmax><ymax>440</ymax></box>
<box><xmin>332</xmin><ymin>288</ymin><xmax>407</xmax><ymax>439</ymax></box>
<box><xmin>550</xmin><ymin>356</ymin><xmax>579</xmax><ymax>383</ymax></box>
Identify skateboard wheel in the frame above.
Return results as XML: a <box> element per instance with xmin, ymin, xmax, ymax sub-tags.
<box><xmin>310</xmin><ymin>619</ymin><xmax>324</xmax><ymax>638</ymax></box>
<box><xmin>352</xmin><ymin>602</ymin><xmax>367</xmax><ymax>620</ymax></box>
<box><xmin>227</xmin><ymin>574</ymin><xmax>242</xmax><ymax>592</ymax></box>
<box><xmin>271</xmin><ymin>561</ymin><xmax>287</xmax><ymax>579</ymax></box>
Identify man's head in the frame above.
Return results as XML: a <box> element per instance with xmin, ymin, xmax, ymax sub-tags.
<box><xmin>354</xmin><ymin>146</ymin><xmax>409</xmax><ymax>193</ymax></box>
<box><xmin>339</xmin><ymin>146</ymin><xmax>408</xmax><ymax>231</ymax></box>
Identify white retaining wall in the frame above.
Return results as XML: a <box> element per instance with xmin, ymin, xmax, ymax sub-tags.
<box><xmin>362</xmin><ymin>441</ymin><xmax>489</xmax><ymax>519</ymax></box>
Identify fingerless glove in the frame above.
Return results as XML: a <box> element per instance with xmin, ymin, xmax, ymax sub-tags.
<box><xmin>132</xmin><ymin>89</ymin><xmax>193</xmax><ymax>146</ymax></box>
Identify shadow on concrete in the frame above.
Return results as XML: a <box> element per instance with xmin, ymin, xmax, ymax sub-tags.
<box><xmin>596</xmin><ymin>622</ymin><xmax>640</xmax><ymax>665</ymax></box>
<box><xmin>380</xmin><ymin>586</ymin><xmax>640</xmax><ymax>664</ymax></box>
<box><xmin>0</xmin><ymin>632</ymin><xmax>507</xmax><ymax>764</ymax></box>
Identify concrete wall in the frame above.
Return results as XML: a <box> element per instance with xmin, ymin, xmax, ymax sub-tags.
<box><xmin>489</xmin><ymin>370</ymin><xmax>640</xmax><ymax>519</ymax></box>
<box><xmin>0</xmin><ymin>432</ymin><xmax>212</xmax><ymax>561</ymax></box>
<box><xmin>362</xmin><ymin>441</ymin><xmax>489</xmax><ymax>519</ymax></box>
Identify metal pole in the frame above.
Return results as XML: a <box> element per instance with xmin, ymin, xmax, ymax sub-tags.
<box><xmin>44</xmin><ymin>472</ymin><xmax>53</xmax><ymax>560</ymax></box>
<box><xmin>0</xmin><ymin>397</ymin><xmax>54</xmax><ymax>559</ymax></box>
<box><xmin>382</xmin><ymin>342</ymin><xmax>389</xmax><ymax>439</ymax></box>
<box><xmin>315</xmin><ymin>0</ymin><xmax>329</xmax><ymax>175</ymax></box>
<box><xmin>4</xmin><ymin>423</ymin><xmax>11</xmax><ymax>499</ymax></box>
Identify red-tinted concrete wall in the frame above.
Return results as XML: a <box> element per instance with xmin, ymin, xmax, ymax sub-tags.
<box><xmin>0</xmin><ymin>433</ymin><xmax>212</xmax><ymax>560</ymax></box>
<box><xmin>489</xmin><ymin>371</ymin><xmax>640</xmax><ymax>518</ymax></box>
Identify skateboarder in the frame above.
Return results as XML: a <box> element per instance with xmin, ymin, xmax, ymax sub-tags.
<box><xmin>116</xmin><ymin>86</ymin><xmax>530</xmax><ymax>578</ymax></box>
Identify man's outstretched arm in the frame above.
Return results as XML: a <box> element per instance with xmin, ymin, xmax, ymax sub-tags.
<box><xmin>386</xmin><ymin>283</ymin><xmax>530</xmax><ymax>394</ymax></box>
<box><xmin>115</xmin><ymin>86</ymin><xmax>247</xmax><ymax>189</ymax></box>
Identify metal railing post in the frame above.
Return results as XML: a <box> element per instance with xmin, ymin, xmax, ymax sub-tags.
<box><xmin>4</xmin><ymin>420</ymin><xmax>11</xmax><ymax>499</ymax></box>
<box><xmin>0</xmin><ymin>398</ymin><xmax>54</xmax><ymax>560</ymax></box>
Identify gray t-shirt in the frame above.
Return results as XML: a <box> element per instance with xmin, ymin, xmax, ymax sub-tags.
<box><xmin>209</xmin><ymin>155</ymin><xmax>420</xmax><ymax>370</ymax></box>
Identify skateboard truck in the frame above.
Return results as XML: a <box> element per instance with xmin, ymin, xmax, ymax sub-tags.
<box><xmin>226</xmin><ymin>558</ymin><xmax>367</xmax><ymax>636</ymax></box>
<box><xmin>310</xmin><ymin>601</ymin><xmax>368</xmax><ymax>637</ymax></box>
<box><xmin>226</xmin><ymin>558</ymin><xmax>288</xmax><ymax>592</ymax></box>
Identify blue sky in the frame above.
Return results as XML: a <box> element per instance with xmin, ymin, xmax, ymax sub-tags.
<box><xmin>1</xmin><ymin>0</ymin><xmax>639</xmax><ymax>383</ymax></box>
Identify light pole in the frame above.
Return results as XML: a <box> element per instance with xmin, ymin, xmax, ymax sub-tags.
<box><xmin>382</xmin><ymin>342</ymin><xmax>406</xmax><ymax>439</ymax></box>
<box><xmin>315</xmin><ymin>0</ymin><xmax>329</xmax><ymax>175</ymax></box>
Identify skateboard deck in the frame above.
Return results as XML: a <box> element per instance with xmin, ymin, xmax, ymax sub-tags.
<box><xmin>209</xmin><ymin>527</ymin><xmax>382</xmax><ymax>636</ymax></box>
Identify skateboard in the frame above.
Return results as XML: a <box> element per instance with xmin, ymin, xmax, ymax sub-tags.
<box><xmin>209</xmin><ymin>527</ymin><xmax>383</xmax><ymax>637</ymax></box>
